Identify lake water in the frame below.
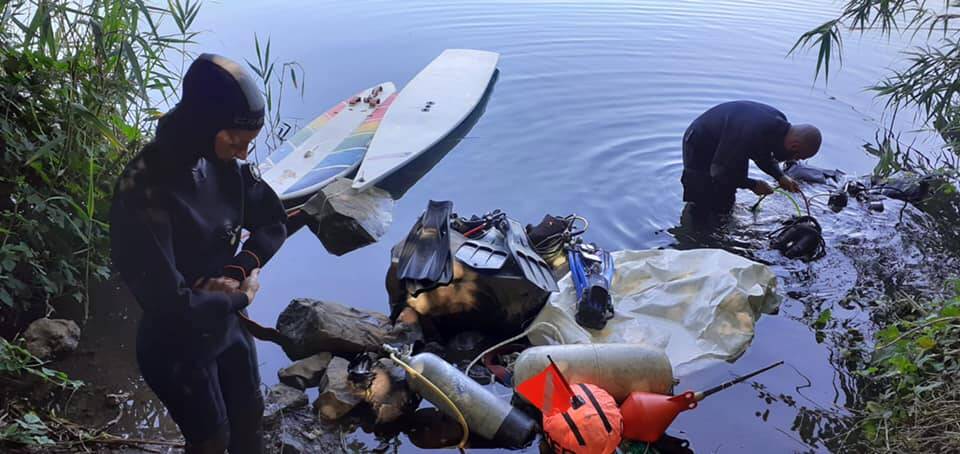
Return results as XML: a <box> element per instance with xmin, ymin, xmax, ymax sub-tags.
<box><xmin>61</xmin><ymin>0</ymin><xmax>949</xmax><ymax>452</ymax></box>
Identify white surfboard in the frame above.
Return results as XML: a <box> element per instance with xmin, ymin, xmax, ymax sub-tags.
<box><xmin>259</xmin><ymin>82</ymin><xmax>396</xmax><ymax>200</ymax></box>
<box><xmin>351</xmin><ymin>49</ymin><xmax>499</xmax><ymax>191</ymax></box>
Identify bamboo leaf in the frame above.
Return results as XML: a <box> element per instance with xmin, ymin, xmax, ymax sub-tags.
<box><xmin>23</xmin><ymin>1</ymin><xmax>49</xmax><ymax>49</ymax></box>
<box><xmin>254</xmin><ymin>32</ymin><xmax>262</xmax><ymax>68</ymax></box>
<box><xmin>70</xmin><ymin>103</ymin><xmax>124</xmax><ymax>152</ymax></box>
<box><xmin>24</xmin><ymin>136</ymin><xmax>65</xmax><ymax>167</ymax></box>
<box><xmin>123</xmin><ymin>40</ymin><xmax>147</xmax><ymax>101</ymax></box>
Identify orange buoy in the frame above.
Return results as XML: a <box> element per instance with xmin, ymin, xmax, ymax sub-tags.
<box><xmin>543</xmin><ymin>383</ymin><xmax>622</xmax><ymax>454</ymax></box>
<box><xmin>620</xmin><ymin>361</ymin><xmax>784</xmax><ymax>443</ymax></box>
<box><xmin>620</xmin><ymin>391</ymin><xmax>697</xmax><ymax>443</ymax></box>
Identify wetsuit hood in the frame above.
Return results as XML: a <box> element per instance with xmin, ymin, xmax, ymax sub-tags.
<box><xmin>149</xmin><ymin>53</ymin><xmax>265</xmax><ymax>173</ymax></box>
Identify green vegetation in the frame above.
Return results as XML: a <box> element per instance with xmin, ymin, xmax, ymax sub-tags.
<box><xmin>792</xmin><ymin>3</ymin><xmax>960</xmax><ymax>451</ymax></box>
<box><xmin>793</xmin><ymin>0</ymin><xmax>960</xmax><ymax>179</ymax></box>
<box><xmin>0</xmin><ymin>0</ymin><xmax>201</xmax><ymax>324</ymax></box>
<box><xmin>0</xmin><ymin>337</ymin><xmax>80</xmax><ymax>448</ymax></box>
<box><xmin>845</xmin><ymin>290</ymin><xmax>960</xmax><ymax>452</ymax></box>
<box><xmin>0</xmin><ymin>337</ymin><xmax>82</xmax><ymax>390</ymax></box>
<box><xmin>0</xmin><ymin>0</ymin><xmax>302</xmax><ymax>328</ymax></box>
<box><xmin>0</xmin><ymin>412</ymin><xmax>53</xmax><ymax>447</ymax></box>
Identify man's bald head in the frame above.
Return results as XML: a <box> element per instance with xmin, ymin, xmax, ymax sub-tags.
<box><xmin>784</xmin><ymin>124</ymin><xmax>822</xmax><ymax>160</ymax></box>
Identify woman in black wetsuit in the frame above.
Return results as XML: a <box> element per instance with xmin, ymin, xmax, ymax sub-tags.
<box><xmin>110</xmin><ymin>54</ymin><xmax>287</xmax><ymax>454</ymax></box>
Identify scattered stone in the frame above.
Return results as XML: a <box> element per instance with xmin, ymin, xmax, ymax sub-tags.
<box><xmin>365</xmin><ymin>358</ymin><xmax>420</xmax><ymax>425</ymax></box>
<box><xmin>276</xmin><ymin>299</ymin><xmax>392</xmax><ymax>360</ymax></box>
<box><xmin>315</xmin><ymin>357</ymin><xmax>361</xmax><ymax>421</ymax></box>
<box><xmin>263</xmin><ymin>383</ymin><xmax>309</xmax><ymax>428</ymax></box>
<box><xmin>23</xmin><ymin>318</ymin><xmax>80</xmax><ymax>360</ymax></box>
<box><xmin>301</xmin><ymin>177</ymin><xmax>394</xmax><ymax>256</ymax></box>
<box><xmin>105</xmin><ymin>391</ymin><xmax>131</xmax><ymax>407</ymax></box>
<box><xmin>278</xmin><ymin>352</ymin><xmax>332</xmax><ymax>390</ymax></box>
<box><xmin>264</xmin><ymin>406</ymin><xmax>340</xmax><ymax>454</ymax></box>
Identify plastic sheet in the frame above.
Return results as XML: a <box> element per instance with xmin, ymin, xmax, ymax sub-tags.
<box><xmin>527</xmin><ymin>249</ymin><xmax>780</xmax><ymax>376</ymax></box>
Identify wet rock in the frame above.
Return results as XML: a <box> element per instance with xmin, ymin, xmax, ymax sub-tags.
<box><xmin>315</xmin><ymin>357</ymin><xmax>362</xmax><ymax>421</ymax></box>
<box><xmin>264</xmin><ymin>406</ymin><xmax>340</xmax><ymax>454</ymax></box>
<box><xmin>263</xmin><ymin>383</ymin><xmax>309</xmax><ymax>428</ymax></box>
<box><xmin>276</xmin><ymin>299</ymin><xmax>392</xmax><ymax>360</ymax></box>
<box><xmin>24</xmin><ymin>318</ymin><xmax>80</xmax><ymax>360</ymax></box>
<box><xmin>365</xmin><ymin>358</ymin><xmax>420</xmax><ymax>425</ymax></box>
<box><xmin>278</xmin><ymin>352</ymin><xmax>332</xmax><ymax>390</ymax></box>
<box><xmin>301</xmin><ymin>177</ymin><xmax>394</xmax><ymax>256</ymax></box>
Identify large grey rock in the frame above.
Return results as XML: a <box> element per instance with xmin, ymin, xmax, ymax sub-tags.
<box><xmin>23</xmin><ymin>318</ymin><xmax>80</xmax><ymax>360</ymax></box>
<box><xmin>278</xmin><ymin>353</ymin><xmax>332</xmax><ymax>390</ymax></box>
<box><xmin>263</xmin><ymin>383</ymin><xmax>309</xmax><ymax>428</ymax></box>
<box><xmin>302</xmin><ymin>177</ymin><xmax>394</xmax><ymax>256</ymax></box>
<box><xmin>315</xmin><ymin>357</ymin><xmax>361</xmax><ymax>421</ymax></box>
<box><xmin>276</xmin><ymin>299</ymin><xmax>392</xmax><ymax>360</ymax></box>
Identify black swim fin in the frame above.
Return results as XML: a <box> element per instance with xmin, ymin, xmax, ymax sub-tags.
<box><xmin>456</xmin><ymin>228</ymin><xmax>510</xmax><ymax>270</ymax></box>
<box><xmin>503</xmin><ymin>219</ymin><xmax>559</xmax><ymax>292</ymax></box>
<box><xmin>397</xmin><ymin>200</ymin><xmax>454</xmax><ymax>296</ymax></box>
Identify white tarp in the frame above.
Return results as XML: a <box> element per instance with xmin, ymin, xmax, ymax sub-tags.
<box><xmin>526</xmin><ymin>248</ymin><xmax>780</xmax><ymax>376</ymax></box>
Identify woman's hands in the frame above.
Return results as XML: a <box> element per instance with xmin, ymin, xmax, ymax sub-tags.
<box><xmin>239</xmin><ymin>269</ymin><xmax>260</xmax><ymax>305</ymax></box>
<box><xmin>194</xmin><ymin>268</ymin><xmax>261</xmax><ymax>305</ymax></box>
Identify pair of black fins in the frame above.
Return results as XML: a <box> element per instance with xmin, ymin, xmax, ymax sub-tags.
<box><xmin>396</xmin><ymin>200</ymin><xmax>559</xmax><ymax>296</ymax></box>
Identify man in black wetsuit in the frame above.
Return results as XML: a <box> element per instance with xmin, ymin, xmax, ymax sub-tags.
<box><xmin>681</xmin><ymin>101</ymin><xmax>822</xmax><ymax>212</ymax></box>
<box><xmin>110</xmin><ymin>54</ymin><xmax>286</xmax><ymax>453</ymax></box>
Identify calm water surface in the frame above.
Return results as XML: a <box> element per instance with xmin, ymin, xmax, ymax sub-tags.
<box><xmin>65</xmin><ymin>1</ymin><xmax>943</xmax><ymax>452</ymax></box>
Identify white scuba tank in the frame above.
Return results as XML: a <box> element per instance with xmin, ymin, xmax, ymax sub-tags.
<box><xmin>398</xmin><ymin>350</ymin><xmax>537</xmax><ymax>448</ymax></box>
<box><xmin>512</xmin><ymin>343</ymin><xmax>675</xmax><ymax>403</ymax></box>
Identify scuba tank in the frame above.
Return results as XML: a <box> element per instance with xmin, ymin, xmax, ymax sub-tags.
<box><xmin>386</xmin><ymin>345</ymin><xmax>537</xmax><ymax>448</ymax></box>
<box><xmin>512</xmin><ymin>344</ymin><xmax>674</xmax><ymax>403</ymax></box>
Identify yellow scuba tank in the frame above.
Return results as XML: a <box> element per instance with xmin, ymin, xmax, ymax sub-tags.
<box><xmin>387</xmin><ymin>345</ymin><xmax>537</xmax><ymax>449</ymax></box>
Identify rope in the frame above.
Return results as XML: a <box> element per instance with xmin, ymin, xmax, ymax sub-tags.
<box><xmin>389</xmin><ymin>352</ymin><xmax>469</xmax><ymax>452</ymax></box>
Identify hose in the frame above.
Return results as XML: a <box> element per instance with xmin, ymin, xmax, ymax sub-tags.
<box><xmin>389</xmin><ymin>352</ymin><xmax>470</xmax><ymax>452</ymax></box>
<box><xmin>773</xmin><ymin>188</ymin><xmax>804</xmax><ymax>217</ymax></box>
<box><xmin>464</xmin><ymin>321</ymin><xmax>566</xmax><ymax>377</ymax></box>
<box><xmin>531</xmin><ymin>215</ymin><xmax>589</xmax><ymax>257</ymax></box>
